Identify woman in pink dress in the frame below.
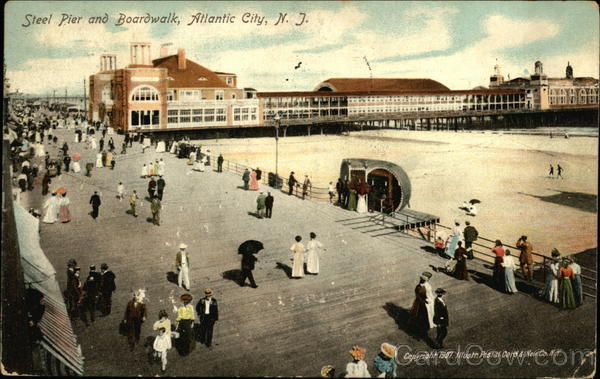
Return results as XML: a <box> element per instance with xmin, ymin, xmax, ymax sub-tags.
<box><xmin>249</xmin><ymin>170</ymin><xmax>259</xmax><ymax>191</ymax></box>
<box><xmin>59</xmin><ymin>193</ymin><xmax>71</xmax><ymax>223</ymax></box>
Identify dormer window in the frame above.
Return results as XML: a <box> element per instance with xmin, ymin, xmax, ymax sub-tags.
<box><xmin>227</xmin><ymin>77</ymin><xmax>233</xmax><ymax>85</ymax></box>
<box><xmin>198</xmin><ymin>76</ymin><xmax>208</xmax><ymax>81</ymax></box>
<box><xmin>167</xmin><ymin>77</ymin><xmax>174</xmax><ymax>81</ymax></box>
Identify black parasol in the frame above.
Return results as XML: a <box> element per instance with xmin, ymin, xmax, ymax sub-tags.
<box><xmin>238</xmin><ymin>240</ymin><xmax>264</xmax><ymax>255</ymax></box>
<box><xmin>469</xmin><ymin>199</ymin><xmax>481</xmax><ymax>205</ymax></box>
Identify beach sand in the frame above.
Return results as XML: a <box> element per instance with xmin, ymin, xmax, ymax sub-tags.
<box><xmin>194</xmin><ymin>129</ymin><xmax>598</xmax><ymax>256</ymax></box>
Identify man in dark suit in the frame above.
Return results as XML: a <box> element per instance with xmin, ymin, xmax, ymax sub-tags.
<box><xmin>433</xmin><ymin>288</ymin><xmax>449</xmax><ymax>349</ymax></box>
<box><xmin>89</xmin><ymin>191</ymin><xmax>101</xmax><ymax>219</ymax></box>
<box><xmin>255</xmin><ymin>167</ymin><xmax>262</xmax><ymax>181</ymax></box>
<box><xmin>265</xmin><ymin>192</ymin><xmax>274</xmax><ymax>218</ymax></box>
<box><xmin>148</xmin><ymin>178</ymin><xmax>157</xmax><ymax>200</ymax></box>
<box><xmin>196</xmin><ymin>289</ymin><xmax>219</xmax><ymax>348</ymax></box>
<box><xmin>240</xmin><ymin>253</ymin><xmax>258</xmax><ymax>288</ymax></box>
<box><xmin>336</xmin><ymin>178</ymin><xmax>344</xmax><ymax>205</ymax></box>
<box><xmin>81</xmin><ymin>265</ymin><xmax>102</xmax><ymax>325</ymax></box>
<box><xmin>156</xmin><ymin>176</ymin><xmax>166</xmax><ymax>200</ymax></box>
<box><xmin>98</xmin><ymin>263</ymin><xmax>116</xmax><ymax>316</ymax></box>
<box><xmin>288</xmin><ymin>172</ymin><xmax>297</xmax><ymax>195</ymax></box>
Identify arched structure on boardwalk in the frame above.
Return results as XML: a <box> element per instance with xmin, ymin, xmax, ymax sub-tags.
<box><xmin>340</xmin><ymin>158</ymin><xmax>411</xmax><ymax>213</ymax></box>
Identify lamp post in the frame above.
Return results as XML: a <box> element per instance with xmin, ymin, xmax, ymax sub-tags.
<box><xmin>274</xmin><ymin>113</ymin><xmax>281</xmax><ymax>188</ymax></box>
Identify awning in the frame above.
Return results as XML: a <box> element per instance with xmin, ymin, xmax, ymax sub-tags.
<box><xmin>14</xmin><ymin>203</ymin><xmax>85</xmax><ymax>375</ymax></box>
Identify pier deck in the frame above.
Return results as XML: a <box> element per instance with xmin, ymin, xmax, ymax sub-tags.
<box><xmin>20</xmin><ymin>128</ymin><xmax>596</xmax><ymax>377</ymax></box>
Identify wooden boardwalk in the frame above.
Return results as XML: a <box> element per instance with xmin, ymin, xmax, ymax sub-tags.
<box><xmin>21</xmin><ymin>128</ymin><xmax>595</xmax><ymax>377</ymax></box>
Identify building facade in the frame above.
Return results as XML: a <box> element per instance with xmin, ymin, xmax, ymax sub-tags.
<box><xmin>489</xmin><ymin>61</ymin><xmax>599</xmax><ymax>110</ymax></box>
<box><xmin>89</xmin><ymin>44</ymin><xmax>597</xmax><ymax>132</ymax></box>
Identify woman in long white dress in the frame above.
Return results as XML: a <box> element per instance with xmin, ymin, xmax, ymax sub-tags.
<box><xmin>356</xmin><ymin>194</ymin><xmax>368</xmax><ymax>214</ymax></box>
<box><xmin>543</xmin><ymin>249</ymin><xmax>560</xmax><ymax>304</ymax></box>
<box><xmin>141</xmin><ymin>164</ymin><xmax>147</xmax><ymax>178</ymax></box>
<box><xmin>90</xmin><ymin>136</ymin><xmax>97</xmax><ymax>150</ymax></box>
<box><xmin>42</xmin><ymin>193</ymin><xmax>60</xmax><ymax>224</ymax></box>
<box><xmin>156</xmin><ymin>140</ymin><xmax>166</xmax><ymax>153</ymax></box>
<box><xmin>193</xmin><ymin>160</ymin><xmax>205</xmax><ymax>172</ymax></box>
<box><xmin>422</xmin><ymin>273</ymin><xmax>436</xmax><ymax>329</ymax></box>
<box><xmin>290</xmin><ymin>236</ymin><xmax>305</xmax><ymax>278</ymax></box>
<box><xmin>305</xmin><ymin>232</ymin><xmax>324</xmax><ymax>275</ymax></box>
<box><xmin>34</xmin><ymin>142</ymin><xmax>45</xmax><ymax>157</ymax></box>
<box><xmin>72</xmin><ymin>160</ymin><xmax>81</xmax><ymax>173</ymax></box>
<box><xmin>503</xmin><ymin>249</ymin><xmax>518</xmax><ymax>293</ymax></box>
<box><xmin>95</xmin><ymin>153</ymin><xmax>103</xmax><ymax>168</ymax></box>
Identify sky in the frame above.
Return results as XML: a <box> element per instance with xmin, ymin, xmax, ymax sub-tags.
<box><xmin>4</xmin><ymin>0</ymin><xmax>599</xmax><ymax>96</ymax></box>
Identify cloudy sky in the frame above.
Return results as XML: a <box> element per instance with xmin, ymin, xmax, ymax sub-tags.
<box><xmin>4</xmin><ymin>1</ymin><xmax>599</xmax><ymax>95</ymax></box>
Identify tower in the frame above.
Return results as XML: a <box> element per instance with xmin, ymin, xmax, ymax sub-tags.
<box><xmin>100</xmin><ymin>54</ymin><xmax>117</xmax><ymax>72</ymax></box>
<box><xmin>566</xmin><ymin>61</ymin><xmax>573</xmax><ymax>79</ymax></box>
<box><xmin>489</xmin><ymin>60</ymin><xmax>504</xmax><ymax>87</ymax></box>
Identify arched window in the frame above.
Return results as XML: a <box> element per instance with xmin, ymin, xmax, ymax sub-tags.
<box><xmin>102</xmin><ymin>84</ymin><xmax>112</xmax><ymax>102</ymax></box>
<box><xmin>130</xmin><ymin>86</ymin><xmax>160</xmax><ymax>102</ymax></box>
<box><xmin>579</xmin><ymin>89</ymin><xmax>586</xmax><ymax>104</ymax></box>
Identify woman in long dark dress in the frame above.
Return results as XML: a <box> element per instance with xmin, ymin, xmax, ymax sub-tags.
<box><xmin>453</xmin><ymin>241</ymin><xmax>469</xmax><ymax>280</ymax></box>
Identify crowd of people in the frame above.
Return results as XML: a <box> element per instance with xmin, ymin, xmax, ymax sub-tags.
<box><xmin>5</xmin><ymin>104</ymin><xmax>588</xmax><ymax>377</ymax></box>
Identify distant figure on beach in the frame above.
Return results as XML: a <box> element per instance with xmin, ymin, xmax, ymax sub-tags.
<box><xmin>557</xmin><ymin>164</ymin><xmax>563</xmax><ymax>179</ymax></box>
<box><xmin>302</xmin><ymin>175</ymin><xmax>311</xmax><ymax>200</ymax></box>
<box><xmin>549</xmin><ymin>164</ymin><xmax>554</xmax><ymax>178</ymax></box>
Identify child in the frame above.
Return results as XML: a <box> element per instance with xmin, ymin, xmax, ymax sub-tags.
<box><xmin>117</xmin><ymin>182</ymin><xmax>124</xmax><ymax>201</ymax></box>
<box><xmin>435</xmin><ymin>236</ymin><xmax>446</xmax><ymax>257</ymax></box>
<box><xmin>328</xmin><ymin>182</ymin><xmax>335</xmax><ymax>204</ymax></box>
<box><xmin>110</xmin><ymin>158</ymin><xmax>116</xmax><ymax>170</ymax></box>
<box><xmin>153</xmin><ymin>327</ymin><xmax>171</xmax><ymax>372</ymax></box>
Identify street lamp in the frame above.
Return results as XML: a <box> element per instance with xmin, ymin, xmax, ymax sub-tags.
<box><xmin>274</xmin><ymin>112</ymin><xmax>281</xmax><ymax>188</ymax></box>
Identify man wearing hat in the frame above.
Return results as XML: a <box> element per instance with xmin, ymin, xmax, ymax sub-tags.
<box><xmin>66</xmin><ymin>266</ymin><xmax>82</xmax><ymax>320</ymax></box>
<box><xmin>256</xmin><ymin>192</ymin><xmax>267</xmax><ymax>218</ymax></box>
<box><xmin>66</xmin><ymin>259</ymin><xmax>77</xmax><ymax>314</ymax></box>
<box><xmin>81</xmin><ymin>265</ymin><xmax>101</xmax><ymax>326</ymax></box>
<box><xmin>176</xmin><ymin>294</ymin><xmax>196</xmax><ymax>355</ymax></box>
<box><xmin>516</xmin><ymin>236</ymin><xmax>534</xmax><ymax>281</ymax></box>
<box><xmin>98</xmin><ymin>263</ymin><xmax>116</xmax><ymax>316</ymax></box>
<box><xmin>176</xmin><ymin>244</ymin><xmax>190</xmax><ymax>290</ymax></box>
<box><xmin>196</xmin><ymin>289</ymin><xmax>219</xmax><ymax>348</ymax></box>
<box><xmin>433</xmin><ymin>288</ymin><xmax>449</xmax><ymax>349</ymax></box>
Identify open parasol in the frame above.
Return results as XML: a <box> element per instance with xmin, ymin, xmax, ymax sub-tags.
<box><xmin>238</xmin><ymin>240</ymin><xmax>264</xmax><ymax>255</ymax></box>
<box><xmin>54</xmin><ymin>187</ymin><xmax>67</xmax><ymax>195</ymax></box>
<box><xmin>469</xmin><ymin>199</ymin><xmax>481</xmax><ymax>205</ymax></box>
<box><xmin>72</xmin><ymin>153</ymin><xmax>81</xmax><ymax>161</ymax></box>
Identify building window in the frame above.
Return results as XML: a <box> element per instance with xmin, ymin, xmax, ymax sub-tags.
<box><xmin>215</xmin><ymin>91</ymin><xmax>224</xmax><ymax>100</ymax></box>
<box><xmin>168</xmin><ymin>109</ymin><xmax>178</xmax><ymax>116</ymax></box>
<box><xmin>167</xmin><ymin>90</ymin><xmax>174</xmax><ymax>101</ymax></box>
<box><xmin>198</xmin><ymin>76</ymin><xmax>207</xmax><ymax>81</ymax></box>
<box><xmin>231</xmin><ymin>93</ymin><xmax>236</xmax><ymax>99</ymax></box>
<box><xmin>168</xmin><ymin>117</ymin><xmax>178</xmax><ymax>123</ymax></box>
<box><xmin>102</xmin><ymin>84</ymin><xmax>112</xmax><ymax>102</ymax></box>
<box><xmin>227</xmin><ymin>77</ymin><xmax>233</xmax><ymax>85</ymax></box>
<box><xmin>131</xmin><ymin>110</ymin><xmax>160</xmax><ymax>127</ymax></box>
<box><xmin>180</xmin><ymin>90</ymin><xmax>200</xmax><ymax>101</ymax></box>
<box><xmin>131</xmin><ymin>86</ymin><xmax>160</xmax><ymax>102</ymax></box>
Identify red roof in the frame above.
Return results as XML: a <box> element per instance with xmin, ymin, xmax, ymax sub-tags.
<box><xmin>152</xmin><ymin>55</ymin><xmax>231</xmax><ymax>89</ymax></box>
<box><xmin>315</xmin><ymin>78</ymin><xmax>450</xmax><ymax>92</ymax></box>
<box><xmin>257</xmin><ymin>88</ymin><xmax>525</xmax><ymax>98</ymax></box>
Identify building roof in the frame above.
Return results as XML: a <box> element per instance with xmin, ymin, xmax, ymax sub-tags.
<box><xmin>152</xmin><ymin>55</ymin><xmax>231</xmax><ymax>89</ymax></box>
<box><xmin>257</xmin><ymin>88</ymin><xmax>525</xmax><ymax>98</ymax></box>
<box><xmin>215</xmin><ymin>71</ymin><xmax>236</xmax><ymax>76</ymax></box>
<box><xmin>315</xmin><ymin>78</ymin><xmax>450</xmax><ymax>92</ymax></box>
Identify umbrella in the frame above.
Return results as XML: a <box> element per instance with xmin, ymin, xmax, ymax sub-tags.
<box><xmin>54</xmin><ymin>187</ymin><xmax>67</xmax><ymax>195</ymax></box>
<box><xmin>72</xmin><ymin>153</ymin><xmax>81</xmax><ymax>161</ymax></box>
<box><xmin>238</xmin><ymin>240</ymin><xmax>264</xmax><ymax>255</ymax></box>
<box><xmin>469</xmin><ymin>199</ymin><xmax>481</xmax><ymax>205</ymax></box>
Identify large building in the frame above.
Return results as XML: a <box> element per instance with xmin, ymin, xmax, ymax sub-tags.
<box><xmin>489</xmin><ymin>61</ymin><xmax>599</xmax><ymax>110</ymax></box>
<box><xmin>89</xmin><ymin>43</ymin><xmax>598</xmax><ymax>132</ymax></box>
